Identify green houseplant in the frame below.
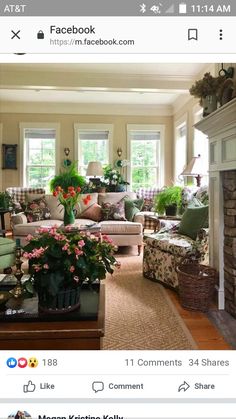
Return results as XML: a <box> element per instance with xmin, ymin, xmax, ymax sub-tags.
<box><xmin>103</xmin><ymin>165</ymin><xmax>129</xmax><ymax>192</ymax></box>
<box><xmin>50</xmin><ymin>162</ymin><xmax>88</xmax><ymax>225</ymax></box>
<box><xmin>23</xmin><ymin>226</ymin><xmax>119</xmax><ymax>313</ymax></box>
<box><xmin>0</xmin><ymin>191</ymin><xmax>13</xmax><ymax>210</ymax></box>
<box><xmin>189</xmin><ymin>72</ymin><xmax>225</xmax><ymax>116</ymax></box>
<box><xmin>154</xmin><ymin>186</ymin><xmax>182</xmax><ymax>216</ymax></box>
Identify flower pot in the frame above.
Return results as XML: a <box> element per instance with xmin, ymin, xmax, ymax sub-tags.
<box><xmin>115</xmin><ymin>185</ymin><xmax>125</xmax><ymax>192</ymax></box>
<box><xmin>165</xmin><ymin>204</ymin><xmax>177</xmax><ymax>216</ymax></box>
<box><xmin>38</xmin><ymin>287</ymin><xmax>80</xmax><ymax>314</ymax></box>
<box><xmin>202</xmin><ymin>95</ymin><xmax>217</xmax><ymax>117</ymax></box>
<box><xmin>63</xmin><ymin>208</ymin><xmax>75</xmax><ymax>225</ymax></box>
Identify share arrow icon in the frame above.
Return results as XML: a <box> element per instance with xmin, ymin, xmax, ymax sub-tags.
<box><xmin>178</xmin><ymin>381</ymin><xmax>190</xmax><ymax>392</ymax></box>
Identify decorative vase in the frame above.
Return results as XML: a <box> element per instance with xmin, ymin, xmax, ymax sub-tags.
<box><xmin>202</xmin><ymin>95</ymin><xmax>217</xmax><ymax>117</ymax></box>
<box><xmin>115</xmin><ymin>184</ymin><xmax>125</xmax><ymax>192</ymax></box>
<box><xmin>165</xmin><ymin>204</ymin><xmax>177</xmax><ymax>216</ymax></box>
<box><xmin>38</xmin><ymin>287</ymin><xmax>80</xmax><ymax>314</ymax></box>
<box><xmin>63</xmin><ymin>207</ymin><xmax>75</xmax><ymax>225</ymax></box>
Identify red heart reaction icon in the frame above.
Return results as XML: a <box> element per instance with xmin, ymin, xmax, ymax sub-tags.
<box><xmin>18</xmin><ymin>357</ymin><xmax>28</xmax><ymax>368</ymax></box>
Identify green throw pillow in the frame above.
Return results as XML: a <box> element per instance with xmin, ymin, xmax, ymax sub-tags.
<box><xmin>178</xmin><ymin>206</ymin><xmax>209</xmax><ymax>240</ymax></box>
<box><xmin>188</xmin><ymin>197</ymin><xmax>209</xmax><ymax>228</ymax></box>
<box><xmin>124</xmin><ymin>198</ymin><xmax>144</xmax><ymax>221</ymax></box>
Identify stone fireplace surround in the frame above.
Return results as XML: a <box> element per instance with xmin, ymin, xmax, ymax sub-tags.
<box><xmin>196</xmin><ymin>98</ymin><xmax>236</xmax><ymax>314</ymax></box>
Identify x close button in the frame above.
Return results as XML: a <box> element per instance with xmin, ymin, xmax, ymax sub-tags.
<box><xmin>11</xmin><ymin>30</ymin><xmax>21</xmax><ymax>39</ymax></box>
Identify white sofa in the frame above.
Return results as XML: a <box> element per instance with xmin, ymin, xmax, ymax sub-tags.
<box><xmin>10</xmin><ymin>191</ymin><xmax>143</xmax><ymax>254</ymax></box>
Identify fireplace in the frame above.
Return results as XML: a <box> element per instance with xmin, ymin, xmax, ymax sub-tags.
<box><xmin>195</xmin><ymin>98</ymin><xmax>236</xmax><ymax>312</ymax></box>
<box><xmin>223</xmin><ymin>170</ymin><xmax>236</xmax><ymax>316</ymax></box>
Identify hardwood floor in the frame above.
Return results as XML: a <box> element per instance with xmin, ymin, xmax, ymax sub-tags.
<box><xmin>167</xmin><ymin>289</ymin><xmax>231</xmax><ymax>349</ymax></box>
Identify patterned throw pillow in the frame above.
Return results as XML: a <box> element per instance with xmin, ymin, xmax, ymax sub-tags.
<box><xmin>79</xmin><ymin>203</ymin><xmax>102</xmax><ymax>222</ymax></box>
<box><xmin>101</xmin><ymin>201</ymin><xmax>126</xmax><ymax>221</ymax></box>
<box><xmin>142</xmin><ymin>198</ymin><xmax>154</xmax><ymax>211</ymax></box>
<box><xmin>24</xmin><ymin>197</ymin><xmax>51</xmax><ymax>223</ymax></box>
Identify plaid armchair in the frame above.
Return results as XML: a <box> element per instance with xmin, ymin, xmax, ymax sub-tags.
<box><xmin>135</xmin><ymin>187</ymin><xmax>162</xmax><ymax>230</ymax></box>
<box><xmin>6</xmin><ymin>187</ymin><xmax>45</xmax><ymax>213</ymax></box>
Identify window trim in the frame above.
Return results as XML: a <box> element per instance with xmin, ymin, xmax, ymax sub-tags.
<box><xmin>127</xmin><ymin>124</ymin><xmax>165</xmax><ymax>190</ymax></box>
<box><xmin>174</xmin><ymin>114</ymin><xmax>188</xmax><ymax>184</ymax></box>
<box><xmin>19</xmin><ymin>122</ymin><xmax>60</xmax><ymax>187</ymax></box>
<box><xmin>74</xmin><ymin>123</ymin><xmax>113</xmax><ymax>173</ymax></box>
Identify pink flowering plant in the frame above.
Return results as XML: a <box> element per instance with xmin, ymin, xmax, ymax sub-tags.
<box><xmin>23</xmin><ymin>226</ymin><xmax>118</xmax><ymax>303</ymax></box>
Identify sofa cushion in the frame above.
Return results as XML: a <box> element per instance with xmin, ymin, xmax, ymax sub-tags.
<box><xmin>0</xmin><ymin>237</ymin><xmax>16</xmax><ymax>256</ymax></box>
<box><xmin>79</xmin><ymin>203</ymin><xmax>102</xmax><ymax>222</ymax></box>
<box><xmin>144</xmin><ymin>232</ymin><xmax>196</xmax><ymax>257</ymax></box>
<box><xmin>45</xmin><ymin>195</ymin><xmax>64</xmax><ymax>220</ymax></box>
<box><xmin>98</xmin><ymin>192</ymin><xmax>136</xmax><ymax>205</ymax></box>
<box><xmin>100</xmin><ymin>221</ymin><xmax>142</xmax><ymax>235</ymax></box>
<box><xmin>76</xmin><ymin>193</ymin><xmax>98</xmax><ymax>216</ymax></box>
<box><xmin>101</xmin><ymin>200</ymin><xmax>126</xmax><ymax>221</ymax></box>
<box><xmin>24</xmin><ymin>197</ymin><xmax>51</xmax><ymax>223</ymax></box>
<box><xmin>178</xmin><ymin>206</ymin><xmax>209</xmax><ymax>240</ymax></box>
<box><xmin>124</xmin><ymin>198</ymin><xmax>144</xmax><ymax>221</ymax></box>
<box><xmin>14</xmin><ymin>220</ymin><xmax>63</xmax><ymax>236</ymax></box>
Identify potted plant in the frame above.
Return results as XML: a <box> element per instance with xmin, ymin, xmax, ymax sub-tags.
<box><xmin>189</xmin><ymin>72</ymin><xmax>225</xmax><ymax>116</ymax></box>
<box><xmin>23</xmin><ymin>226</ymin><xmax>119</xmax><ymax>313</ymax></box>
<box><xmin>154</xmin><ymin>186</ymin><xmax>182</xmax><ymax>216</ymax></box>
<box><xmin>103</xmin><ymin>165</ymin><xmax>129</xmax><ymax>192</ymax></box>
<box><xmin>0</xmin><ymin>191</ymin><xmax>13</xmax><ymax>210</ymax></box>
<box><xmin>50</xmin><ymin>162</ymin><xmax>88</xmax><ymax>225</ymax></box>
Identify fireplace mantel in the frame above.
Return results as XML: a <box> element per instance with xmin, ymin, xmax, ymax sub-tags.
<box><xmin>195</xmin><ymin>98</ymin><xmax>236</xmax><ymax>310</ymax></box>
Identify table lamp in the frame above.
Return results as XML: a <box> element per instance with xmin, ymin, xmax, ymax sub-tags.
<box><xmin>86</xmin><ymin>162</ymin><xmax>103</xmax><ymax>187</ymax></box>
<box><xmin>180</xmin><ymin>154</ymin><xmax>205</xmax><ymax>187</ymax></box>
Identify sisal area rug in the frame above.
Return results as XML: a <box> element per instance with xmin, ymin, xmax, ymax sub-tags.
<box><xmin>102</xmin><ymin>251</ymin><xmax>197</xmax><ymax>350</ymax></box>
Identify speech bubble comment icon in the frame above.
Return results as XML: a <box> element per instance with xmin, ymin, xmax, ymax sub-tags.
<box><xmin>92</xmin><ymin>381</ymin><xmax>104</xmax><ymax>393</ymax></box>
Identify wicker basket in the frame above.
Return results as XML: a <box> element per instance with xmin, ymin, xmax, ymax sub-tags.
<box><xmin>177</xmin><ymin>263</ymin><xmax>216</xmax><ymax>312</ymax></box>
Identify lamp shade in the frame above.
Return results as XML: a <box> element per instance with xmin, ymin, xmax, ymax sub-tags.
<box><xmin>86</xmin><ymin>161</ymin><xmax>103</xmax><ymax>177</ymax></box>
<box><xmin>181</xmin><ymin>154</ymin><xmax>205</xmax><ymax>176</ymax></box>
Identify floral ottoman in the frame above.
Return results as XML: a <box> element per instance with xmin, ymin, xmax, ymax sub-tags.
<box><xmin>143</xmin><ymin>228</ymin><xmax>208</xmax><ymax>289</ymax></box>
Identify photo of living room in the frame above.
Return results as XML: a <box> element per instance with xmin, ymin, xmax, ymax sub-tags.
<box><xmin>0</xmin><ymin>63</ymin><xmax>236</xmax><ymax>350</ymax></box>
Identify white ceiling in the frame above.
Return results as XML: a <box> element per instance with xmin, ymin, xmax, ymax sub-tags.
<box><xmin>0</xmin><ymin>89</ymin><xmax>180</xmax><ymax>105</ymax></box>
<box><xmin>0</xmin><ymin>63</ymin><xmax>209</xmax><ymax>111</ymax></box>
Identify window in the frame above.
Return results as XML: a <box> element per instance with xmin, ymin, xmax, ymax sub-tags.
<box><xmin>20</xmin><ymin>124</ymin><xmax>59</xmax><ymax>190</ymax></box>
<box><xmin>74</xmin><ymin>124</ymin><xmax>113</xmax><ymax>175</ymax></box>
<box><xmin>194</xmin><ymin>110</ymin><xmax>209</xmax><ymax>185</ymax></box>
<box><xmin>127</xmin><ymin>125</ymin><xmax>164</xmax><ymax>190</ymax></box>
<box><xmin>175</xmin><ymin>122</ymin><xmax>187</xmax><ymax>184</ymax></box>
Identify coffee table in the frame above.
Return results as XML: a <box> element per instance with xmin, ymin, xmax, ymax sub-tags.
<box><xmin>0</xmin><ymin>283</ymin><xmax>105</xmax><ymax>350</ymax></box>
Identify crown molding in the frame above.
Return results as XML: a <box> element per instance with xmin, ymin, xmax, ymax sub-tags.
<box><xmin>0</xmin><ymin>101</ymin><xmax>173</xmax><ymax>116</ymax></box>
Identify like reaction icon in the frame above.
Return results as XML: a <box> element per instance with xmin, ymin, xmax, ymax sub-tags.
<box><xmin>6</xmin><ymin>357</ymin><xmax>17</xmax><ymax>368</ymax></box>
<box><xmin>23</xmin><ymin>380</ymin><xmax>36</xmax><ymax>393</ymax></box>
<box><xmin>18</xmin><ymin>357</ymin><xmax>28</xmax><ymax>368</ymax></box>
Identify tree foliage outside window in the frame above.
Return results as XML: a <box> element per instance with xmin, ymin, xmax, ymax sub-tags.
<box><xmin>78</xmin><ymin>130</ymin><xmax>109</xmax><ymax>175</ymax></box>
<box><xmin>24</xmin><ymin>129</ymin><xmax>56</xmax><ymax>190</ymax></box>
<box><xmin>129</xmin><ymin>131</ymin><xmax>160</xmax><ymax>190</ymax></box>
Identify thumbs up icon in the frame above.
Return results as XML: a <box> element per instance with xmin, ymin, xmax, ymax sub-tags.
<box><xmin>23</xmin><ymin>380</ymin><xmax>36</xmax><ymax>393</ymax></box>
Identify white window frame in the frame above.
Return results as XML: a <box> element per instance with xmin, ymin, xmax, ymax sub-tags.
<box><xmin>174</xmin><ymin>114</ymin><xmax>187</xmax><ymax>184</ymax></box>
<box><xmin>193</xmin><ymin>105</ymin><xmax>209</xmax><ymax>184</ymax></box>
<box><xmin>19</xmin><ymin>122</ymin><xmax>60</xmax><ymax>187</ymax></box>
<box><xmin>74</xmin><ymin>123</ymin><xmax>113</xmax><ymax>174</ymax></box>
<box><xmin>127</xmin><ymin>124</ymin><xmax>165</xmax><ymax>190</ymax></box>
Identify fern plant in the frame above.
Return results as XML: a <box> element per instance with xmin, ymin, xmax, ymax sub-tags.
<box><xmin>49</xmin><ymin>161</ymin><xmax>86</xmax><ymax>193</ymax></box>
<box><xmin>154</xmin><ymin>186</ymin><xmax>183</xmax><ymax>215</ymax></box>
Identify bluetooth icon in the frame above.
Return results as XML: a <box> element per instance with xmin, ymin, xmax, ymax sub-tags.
<box><xmin>140</xmin><ymin>3</ymin><xmax>146</xmax><ymax>13</ymax></box>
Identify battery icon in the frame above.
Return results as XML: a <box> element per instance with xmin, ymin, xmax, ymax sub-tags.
<box><xmin>179</xmin><ymin>3</ymin><xmax>187</xmax><ymax>14</ymax></box>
